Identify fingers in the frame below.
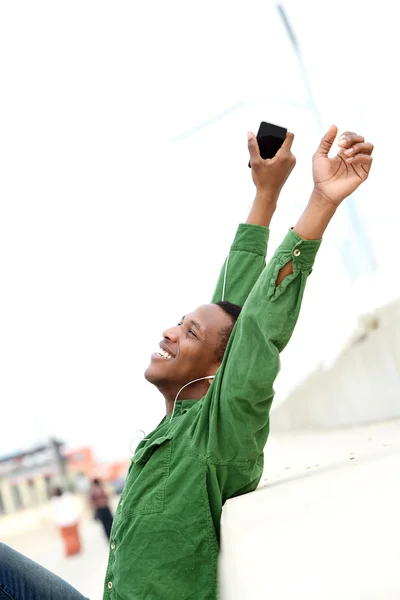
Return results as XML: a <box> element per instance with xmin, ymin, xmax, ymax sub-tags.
<box><xmin>248</xmin><ymin>131</ymin><xmax>295</xmax><ymax>166</ymax></box>
<box><xmin>272</xmin><ymin>132</ymin><xmax>296</xmax><ymax>166</ymax></box>
<box><xmin>247</xmin><ymin>131</ymin><xmax>261</xmax><ymax>164</ymax></box>
<box><xmin>338</xmin><ymin>132</ymin><xmax>365</xmax><ymax>149</ymax></box>
<box><xmin>274</xmin><ymin>132</ymin><xmax>296</xmax><ymax>172</ymax></box>
<box><xmin>343</xmin><ymin>142</ymin><xmax>374</xmax><ymax>163</ymax></box>
<box><xmin>345</xmin><ymin>154</ymin><xmax>373</xmax><ymax>169</ymax></box>
<box><xmin>314</xmin><ymin>125</ymin><xmax>338</xmax><ymax>157</ymax></box>
<box><xmin>337</xmin><ymin>131</ymin><xmax>374</xmax><ymax>164</ymax></box>
<box><xmin>275</xmin><ymin>132</ymin><xmax>295</xmax><ymax>157</ymax></box>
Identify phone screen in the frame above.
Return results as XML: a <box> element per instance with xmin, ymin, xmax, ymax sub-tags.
<box><xmin>248</xmin><ymin>122</ymin><xmax>287</xmax><ymax>167</ymax></box>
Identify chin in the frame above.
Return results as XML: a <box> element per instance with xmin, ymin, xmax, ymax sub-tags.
<box><xmin>144</xmin><ymin>364</ymin><xmax>155</xmax><ymax>383</ymax></box>
<box><xmin>144</xmin><ymin>362</ymin><xmax>165</xmax><ymax>386</ymax></box>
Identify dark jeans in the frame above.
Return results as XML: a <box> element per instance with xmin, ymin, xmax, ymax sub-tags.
<box><xmin>0</xmin><ymin>543</ymin><xmax>89</xmax><ymax>600</ymax></box>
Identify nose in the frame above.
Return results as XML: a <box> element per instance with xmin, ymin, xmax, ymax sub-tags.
<box><xmin>162</xmin><ymin>325</ymin><xmax>180</xmax><ymax>343</ymax></box>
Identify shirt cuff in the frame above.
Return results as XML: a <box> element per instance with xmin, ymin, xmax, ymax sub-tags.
<box><xmin>230</xmin><ymin>223</ymin><xmax>270</xmax><ymax>257</ymax></box>
<box><xmin>275</xmin><ymin>228</ymin><xmax>322</xmax><ymax>271</ymax></box>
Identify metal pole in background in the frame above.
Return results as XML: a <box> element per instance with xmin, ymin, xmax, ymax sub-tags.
<box><xmin>50</xmin><ymin>437</ymin><xmax>69</xmax><ymax>488</ymax></box>
<box><xmin>276</xmin><ymin>3</ymin><xmax>376</xmax><ymax>279</ymax></box>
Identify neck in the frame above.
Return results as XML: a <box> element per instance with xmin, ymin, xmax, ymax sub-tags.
<box><xmin>159</xmin><ymin>380</ymin><xmax>210</xmax><ymax>415</ymax></box>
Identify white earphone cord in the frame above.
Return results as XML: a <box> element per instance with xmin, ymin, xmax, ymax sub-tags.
<box><xmin>222</xmin><ymin>203</ymin><xmax>254</xmax><ymax>301</ymax></box>
<box><xmin>169</xmin><ymin>250</ymin><xmax>234</xmax><ymax>422</ymax></box>
<box><xmin>221</xmin><ymin>253</ymin><xmax>230</xmax><ymax>302</ymax></box>
<box><xmin>130</xmin><ymin>375</ymin><xmax>216</xmax><ymax>453</ymax></box>
<box><xmin>131</xmin><ymin>243</ymin><xmax>235</xmax><ymax>452</ymax></box>
<box><xmin>168</xmin><ymin>375</ymin><xmax>215</xmax><ymax>423</ymax></box>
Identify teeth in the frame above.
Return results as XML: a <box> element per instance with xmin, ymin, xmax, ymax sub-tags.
<box><xmin>157</xmin><ymin>347</ymin><xmax>173</xmax><ymax>359</ymax></box>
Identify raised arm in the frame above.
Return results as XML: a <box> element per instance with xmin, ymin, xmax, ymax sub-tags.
<box><xmin>195</xmin><ymin>127</ymin><xmax>374</xmax><ymax>465</ymax></box>
<box><xmin>211</xmin><ymin>132</ymin><xmax>296</xmax><ymax>306</ymax></box>
<box><xmin>276</xmin><ymin>126</ymin><xmax>374</xmax><ymax>283</ymax></box>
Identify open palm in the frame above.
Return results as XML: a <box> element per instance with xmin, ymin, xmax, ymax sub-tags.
<box><xmin>313</xmin><ymin>126</ymin><xmax>374</xmax><ymax>205</ymax></box>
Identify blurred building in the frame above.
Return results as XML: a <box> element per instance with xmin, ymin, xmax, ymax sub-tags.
<box><xmin>0</xmin><ymin>439</ymin><xmax>66</xmax><ymax>515</ymax></box>
<box><xmin>66</xmin><ymin>446</ymin><xmax>129</xmax><ymax>493</ymax></box>
<box><xmin>0</xmin><ymin>441</ymin><xmax>130</xmax><ymax>516</ymax></box>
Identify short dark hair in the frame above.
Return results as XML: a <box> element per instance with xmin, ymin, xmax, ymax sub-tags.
<box><xmin>214</xmin><ymin>301</ymin><xmax>242</xmax><ymax>362</ymax></box>
<box><xmin>93</xmin><ymin>478</ymin><xmax>101</xmax><ymax>486</ymax></box>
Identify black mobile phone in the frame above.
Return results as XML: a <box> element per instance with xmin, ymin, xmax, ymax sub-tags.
<box><xmin>248</xmin><ymin>121</ymin><xmax>287</xmax><ymax>167</ymax></box>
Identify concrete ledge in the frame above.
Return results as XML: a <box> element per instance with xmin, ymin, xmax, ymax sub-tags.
<box><xmin>219</xmin><ymin>420</ymin><xmax>400</xmax><ymax>599</ymax></box>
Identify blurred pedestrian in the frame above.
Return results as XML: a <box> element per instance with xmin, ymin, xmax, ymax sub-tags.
<box><xmin>90</xmin><ymin>478</ymin><xmax>113</xmax><ymax>540</ymax></box>
<box><xmin>51</xmin><ymin>487</ymin><xmax>81</xmax><ymax>557</ymax></box>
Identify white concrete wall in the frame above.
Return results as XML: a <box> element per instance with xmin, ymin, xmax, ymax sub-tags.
<box><xmin>218</xmin><ymin>295</ymin><xmax>400</xmax><ymax>600</ymax></box>
<box><xmin>219</xmin><ymin>421</ymin><xmax>400</xmax><ymax>599</ymax></box>
<box><xmin>272</xmin><ymin>301</ymin><xmax>400</xmax><ymax>431</ymax></box>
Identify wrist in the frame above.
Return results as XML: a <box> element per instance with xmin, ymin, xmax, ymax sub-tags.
<box><xmin>311</xmin><ymin>186</ymin><xmax>342</xmax><ymax>209</ymax></box>
<box><xmin>246</xmin><ymin>190</ymin><xmax>278</xmax><ymax>228</ymax></box>
<box><xmin>309</xmin><ymin>188</ymin><xmax>338</xmax><ymax>216</ymax></box>
<box><xmin>254</xmin><ymin>188</ymin><xmax>279</xmax><ymax>206</ymax></box>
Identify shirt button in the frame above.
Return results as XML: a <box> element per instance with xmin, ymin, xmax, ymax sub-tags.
<box><xmin>108</xmin><ymin>581</ymin><xmax>113</xmax><ymax>589</ymax></box>
<box><xmin>111</xmin><ymin>542</ymin><xmax>116</xmax><ymax>550</ymax></box>
<box><xmin>293</xmin><ymin>248</ymin><xmax>301</xmax><ymax>257</ymax></box>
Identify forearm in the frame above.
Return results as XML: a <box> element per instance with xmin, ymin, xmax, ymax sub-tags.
<box><xmin>276</xmin><ymin>190</ymin><xmax>335</xmax><ymax>286</ymax></box>
<box><xmin>246</xmin><ymin>190</ymin><xmax>278</xmax><ymax>228</ymax></box>
<box><xmin>294</xmin><ymin>190</ymin><xmax>337</xmax><ymax>240</ymax></box>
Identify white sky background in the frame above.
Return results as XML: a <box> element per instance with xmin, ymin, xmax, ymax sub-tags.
<box><xmin>0</xmin><ymin>1</ymin><xmax>398</xmax><ymax>461</ymax></box>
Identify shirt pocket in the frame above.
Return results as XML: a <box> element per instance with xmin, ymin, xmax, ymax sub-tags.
<box><xmin>123</xmin><ymin>434</ymin><xmax>173</xmax><ymax>516</ymax></box>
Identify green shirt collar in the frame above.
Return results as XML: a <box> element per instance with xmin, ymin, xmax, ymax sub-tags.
<box><xmin>172</xmin><ymin>399</ymin><xmax>202</xmax><ymax>417</ymax></box>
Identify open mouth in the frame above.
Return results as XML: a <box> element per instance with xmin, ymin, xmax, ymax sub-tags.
<box><xmin>154</xmin><ymin>345</ymin><xmax>174</xmax><ymax>360</ymax></box>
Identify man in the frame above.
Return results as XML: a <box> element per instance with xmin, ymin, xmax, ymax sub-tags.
<box><xmin>0</xmin><ymin>126</ymin><xmax>373</xmax><ymax>599</ymax></box>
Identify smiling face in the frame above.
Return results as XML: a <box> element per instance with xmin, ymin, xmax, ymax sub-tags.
<box><xmin>144</xmin><ymin>304</ymin><xmax>234</xmax><ymax>398</ymax></box>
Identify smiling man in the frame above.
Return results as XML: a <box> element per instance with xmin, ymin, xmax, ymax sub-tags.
<box><xmin>0</xmin><ymin>126</ymin><xmax>374</xmax><ymax>600</ymax></box>
<box><xmin>144</xmin><ymin>301</ymin><xmax>242</xmax><ymax>410</ymax></box>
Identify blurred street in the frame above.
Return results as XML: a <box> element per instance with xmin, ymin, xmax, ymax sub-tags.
<box><xmin>1</xmin><ymin>499</ymin><xmax>118</xmax><ymax>600</ymax></box>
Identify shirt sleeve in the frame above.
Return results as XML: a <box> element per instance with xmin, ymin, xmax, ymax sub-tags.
<box><xmin>211</xmin><ymin>224</ymin><xmax>269</xmax><ymax>306</ymax></box>
<box><xmin>192</xmin><ymin>228</ymin><xmax>322</xmax><ymax>464</ymax></box>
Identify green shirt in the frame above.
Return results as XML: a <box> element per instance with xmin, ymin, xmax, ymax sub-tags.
<box><xmin>103</xmin><ymin>224</ymin><xmax>321</xmax><ymax>599</ymax></box>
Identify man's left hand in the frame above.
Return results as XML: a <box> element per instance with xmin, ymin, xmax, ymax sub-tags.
<box><xmin>312</xmin><ymin>125</ymin><xmax>374</xmax><ymax>206</ymax></box>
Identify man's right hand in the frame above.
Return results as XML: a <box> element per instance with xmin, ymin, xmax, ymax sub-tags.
<box><xmin>247</xmin><ymin>131</ymin><xmax>296</xmax><ymax>200</ymax></box>
<box><xmin>246</xmin><ymin>131</ymin><xmax>296</xmax><ymax>228</ymax></box>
